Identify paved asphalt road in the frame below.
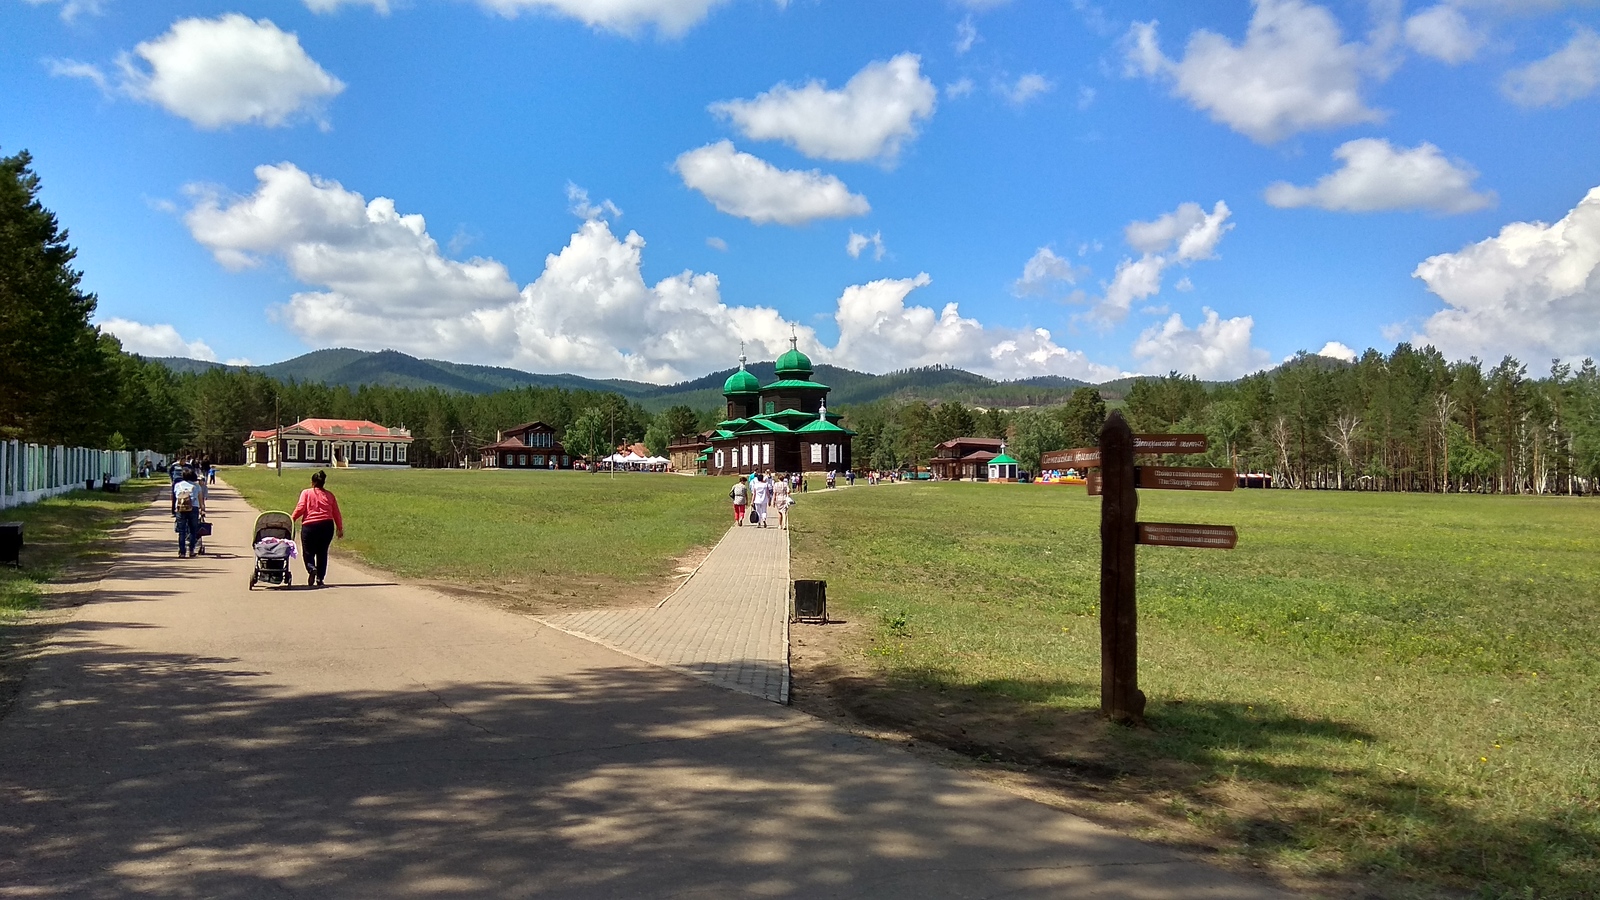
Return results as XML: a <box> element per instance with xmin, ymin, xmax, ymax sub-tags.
<box><xmin>0</xmin><ymin>482</ymin><xmax>1294</xmax><ymax>899</ymax></box>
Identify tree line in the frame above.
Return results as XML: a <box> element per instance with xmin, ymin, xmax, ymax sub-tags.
<box><xmin>1118</xmin><ymin>347</ymin><xmax>1600</xmax><ymax>494</ymax></box>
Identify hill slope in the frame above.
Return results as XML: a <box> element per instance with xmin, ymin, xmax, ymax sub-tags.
<box><xmin>152</xmin><ymin>348</ymin><xmax>1109</xmax><ymax>410</ymax></box>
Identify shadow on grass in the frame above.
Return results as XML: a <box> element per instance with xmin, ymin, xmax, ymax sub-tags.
<box><xmin>796</xmin><ymin>663</ymin><xmax>1599</xmax><ymax>898</ymax></box>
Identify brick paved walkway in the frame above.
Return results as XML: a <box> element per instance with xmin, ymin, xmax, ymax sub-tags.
<box><xmin>536</xmin><ymin>522</ymin><xmax>791</xmax><ymax>703</ymax></box>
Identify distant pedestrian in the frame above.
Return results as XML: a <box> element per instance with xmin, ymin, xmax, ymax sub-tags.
<box><xmin>171</xmin><ymin>468</ymin><xmax>205</xmax><ymax>558</ymax></box>
<box><xmin>826</xmin><ymin>470</ymin><xmax>836</xmax><ymax>489</ymax></box>
<box><xmin>772</xmin><ymin>474</ymin><xmax>790</xmax><ymax>530</ymax></box>
<box><xmin>751</xmin><ymin>473</ymin><xmax>770</xmax><ymax>528</ymax></box>
<box><xmin>730</xmin><ymin>477</ymin><xmax>748</xmax><ymax>526</ymax></box>
<box><xmin>291</xmin><ymin>470</ymin><xmax>344</xmax><ymax>588</ymax></box>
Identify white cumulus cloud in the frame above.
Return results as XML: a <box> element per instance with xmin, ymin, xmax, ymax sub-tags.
<box><xmin>22</xmin><ymin>0</ymin><xmax>106</xmax><ymax>21</ymax></box>
<box><xmin>709</xmin><ymin>54</ymin><xmax>937</xmax><ymax>164</ymax></box>
<box><xmin>1265</xmin><ymin>138</ymin><xmax>1495</xmax><ymax>214</ymax></box>
<box><xmin>1404</xmin><ymin>4</ymin><xmax>1485</xmax><ymax>64</ymax></box>
<box><xmin>101</xmin><ymin>318</ymin><xmax>218</xmax><ymax>361</ymax></box>
<box><xmin>1501</xmin><ymin>27</ymin><xmax>1600</xmax><ymax>108</ymax></box>
<box><xmin>1124</xmin><ymin>0</ymin><xmax>1386</xmax><ymax>144</ymax></box>
<box><xmin>183</xmin><ymin>162</ymin><xmax>1123</xmax><ymax>382</ymax></box>
<box><xmin>566</xmin><ymin>182</ymin><xmax>622</xmax><ymax>220</ymax></box>
<box><xmin>1316</xmin><ymin>340</ymin><xmax>1359</xmax><ymax>362</ymax></box>
<box><xmin>1413</xmin><ymin>184</ymin><xmax>1600</xmax><ymax>364</ymax></box>
<box><xmin>99</xmin><ymin>15</ymin><xmax>345</xmax><ymax>129</ymax></box>
<box><xmin>1132</xmin><ymin>308</ymin><xmax>1271</xmax><ymax>379</ymax></box>
<box><xmin>846</xmin><ymin>230</ymin><xmax>885</xmax><ymax>260</ymax></box>
<box><xmin>1011</xmin><ymin>247</ymin><xmax>1082</xmax><ymax>297</ymax></box>
<box><xmin>1094</xmin><ymin>201</ymin><xmax>1233</xmax><ymax>324</ymax></box>
<box><xmin>996</xmin><ymin>73</ymin><xmax>1054</xmax><ymax>106</ymax></box>
<box><xmin>474</xmin><ymin>0</ymin><xmax>729</xmax><ymax>37</ymax></box>
<box><xmin>674</xmin><ymin>141</ymin><xmax>870</xmax><ymax>226</ymax></box>
<box><xmin>828</xmin><ymin>275</ymin><xmax>1120</xmax><ymax>381</ymax></box>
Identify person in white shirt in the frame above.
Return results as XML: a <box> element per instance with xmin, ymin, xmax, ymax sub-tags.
<box><xmin>771</xmin><ymin>474</ymin><xmax>791</xmax><ymax>530</ymax></box>
<box><xmin>751</xmin><ymin>473</ymin><xmax>771</xmax><ymax>528</ymax></box>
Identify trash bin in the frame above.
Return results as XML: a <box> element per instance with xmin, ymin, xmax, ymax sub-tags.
<box><xmin>0</xmin><ymin>522</ymin><xmax>22</xmax><ymax>568</ymax></box>
<box><xmin>792</xmin><ymin>579</ymin><xmax>826</xmax><ymax>623</ymax></box>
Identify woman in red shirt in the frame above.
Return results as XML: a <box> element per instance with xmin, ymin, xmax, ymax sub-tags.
<box><xmin>291</xmin><ymin>470</ymin><xmax>344</xmax><ymax>588</ymax></box>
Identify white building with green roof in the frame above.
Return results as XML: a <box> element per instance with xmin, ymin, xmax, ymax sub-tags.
<box><xmin>707</xmin><ymin>339</ymin><xmax>854</xmax><ymax>476</ymax></box>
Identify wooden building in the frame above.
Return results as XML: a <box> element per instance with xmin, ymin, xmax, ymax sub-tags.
<box><xmin>244</xmin><ymin>418</ymin><xmax>413</xmax><ymax>468</ymax></box>
<box><xmin>668</xmin><ymin>431</ymin><xmax>716</xmax><ymax>473</ymax></box>
<box><xmin>929</xmin><ymin>437</ymin><xmax>1003</xmax><ymax>481</ymax></box>
<box><xmin>705</xmin><ymin>340</ymin><xmax>853</xmax><ymax>476</ymax></box>
<box><xmin>482</xmin><ymin>421</ymin><xmax>574</xmax><ymax>469</ymax></box>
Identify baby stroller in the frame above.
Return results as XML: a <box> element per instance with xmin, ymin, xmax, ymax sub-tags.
<box><xmin>248</xmin><ymin>511</ymin><xmax>297</xmax><ymax>589</ymax></box>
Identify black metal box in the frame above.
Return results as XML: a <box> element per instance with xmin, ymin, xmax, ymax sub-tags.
<box><xmin>792</xmin><ymin>579</ymin><xmax>826</xmax><ymax>623</ymax></box>
<box><xmin>0</xmin><ymin>522</ymin><xmax>23</xmax><ymax>567</ymax></box>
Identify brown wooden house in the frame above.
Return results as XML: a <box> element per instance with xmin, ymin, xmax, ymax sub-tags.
<box><xmin>482</xmin><ymin>421</ymin><xmax>573</xmax><ymax>470</ymax></box>
<box><xmin>244</xmin><ymin>418</ymin><xmax>413</xmax><ymax>468</ymax></box>
<box><xmin>929</xmin><ymin>437</ymin><xmax>1004</xmax><ymax>481</ymax></box>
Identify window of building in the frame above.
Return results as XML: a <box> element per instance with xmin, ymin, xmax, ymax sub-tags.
<box><xmin>287</xmin><ymin>440</ymin><xmax>300</xmax><ymax>460</ymax></box>
<box><xmin>762</xmin><ymin>443</ymin><xmax>771</xmax><ymax>465</ymax></box>
<box><xmin>532</xmin><ymin>454</ymin><xmax>544</xmax><ymax>467</ymax></box>
<box><xmin>765</xmin><ymin>401</ymin><xmax>775</xmax><ymax>414</ymax></box>
<box><xmin>810</xmin><ymin>444</ymin><xmax>822</xmax><ymax>463</ymax></box>
<box><xmin>396</xmin><ymin>444</ymin><xmax>406</xmax><ymax>463</ymax></box>
<box><xmin>519</xmin><ymin>454</ymin><xmax>527</xmax><ymax>466</ymax></box>
<box><xmin>383</xmin><ymin>443</ymin><xmax>395</xmax><ymax>462</ymax></box>
<box><xmin>715</xmin><ymin>450</ymin><xmax>724</xmax><ymax>468</ymax></box>
<box><xmin>320</xmin><ymin>442</ymin><xmax>331</xmax><ymax>461</ymax></box>
<box><xmin>355</xmin><ymin>443</ymin><xmax>366</xmax><ymax>462</ymax></box>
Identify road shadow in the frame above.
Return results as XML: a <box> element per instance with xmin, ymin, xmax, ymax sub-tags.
<box><xmin>0</xmin><ymin>629</ymin><xmax>1291</xmax><ymax>900</ymax></box>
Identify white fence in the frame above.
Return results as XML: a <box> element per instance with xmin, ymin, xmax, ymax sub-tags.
<box><xmin>0</xmin><ymin>440</ymin><xmax>135</xmax><ymax>511</ymax></box>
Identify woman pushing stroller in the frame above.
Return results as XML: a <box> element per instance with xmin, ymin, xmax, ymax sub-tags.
<box><xmin>291</xmin><ymin>470</ymin><xmax>343</xmax><ymax>588</ymax></box>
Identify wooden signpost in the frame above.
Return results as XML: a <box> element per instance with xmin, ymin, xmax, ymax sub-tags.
<box><xmin>1051</xmin><ymin>412</ymin><xmax>1238</xmax><ymax>724</ymax></box>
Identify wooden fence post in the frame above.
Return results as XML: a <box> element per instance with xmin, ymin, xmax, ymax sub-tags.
<box><xmin>1099</xmin><ymin>410</ymin><xmax>1146</xmax><ymax>723</ymax></box>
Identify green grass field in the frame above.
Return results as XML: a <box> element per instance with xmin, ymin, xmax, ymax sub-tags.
<box><xmin>224</xmin><ymin>467</ymin><xmax>731</xmax><ymax>607</ymax></box>
<box><xmin>790</xmin><ymin>483</ymin><xmax>1600</xmax><ymax>898</ymax></box>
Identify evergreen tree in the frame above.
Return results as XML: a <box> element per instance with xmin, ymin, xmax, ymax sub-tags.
<box><xmin>0</xmin><ymin>149</ymin><xmax>117</xmax><ymax>443</ymax></box>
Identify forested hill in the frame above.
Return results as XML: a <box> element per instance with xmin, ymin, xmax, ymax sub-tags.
<box><xmin>154</xmin><ymin>349</ymin><xmax>1099</xmax><ymax>410</ymax></box>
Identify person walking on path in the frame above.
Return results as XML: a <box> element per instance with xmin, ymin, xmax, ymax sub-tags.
<box><xmin>771</xmin><ymin>473</ymin><xmax>791</xmax><ymax>530</ymax></box>
<box><xmin>751</xmin><ymin>473</ymin><xmax>771</xmax><ymax>528</ymax></box>
<box><xmin>729</xmin><ymin>477</ymin><xmax>748</xmax><ymax>526</ymax></box>
<box><xmin>171</xmin><ymin>467</ymin><xmax>205</xmax><ymax>558</ymax></box>
<box><xmin>291</xmin><ymin>470</ymin><xmax>344</xmax><ymax>588</ymax></box>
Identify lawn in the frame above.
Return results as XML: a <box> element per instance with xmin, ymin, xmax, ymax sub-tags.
<box><xmin>224</xmin><ymin>467</ymin><xmax>732</xmax><ymax>610</ymax></box>
<box><xmin>789</xmin><ymin>483</ymin><xmax>1600</xmax><ymax>898</ymax></box>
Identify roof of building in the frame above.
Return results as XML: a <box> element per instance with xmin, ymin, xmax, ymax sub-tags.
<box><xmin>936</xmin><ymin>436</ymin><xmax>1004</xmax><ymax>450</ymax></box>
<box><xmin>774</xmin><ymin>338</ymin><xmax>814</xmax><ymax>379</ymax></box>
<box><xmin>723</xmin><ymin>365</ymin><xmax>760</xmax><ymax>396</ymax></box>
<box><xmin>246</xmin><ymin>418</ymin><xmax>412</xmax><ymax>442</ymax></box>
<box><xmin>797</xmin><ymin>418</ymin><xmax>851</xmax><ymax>435</ymax></box>
<box><xmin>957</xmin><ymin>450</ymin><xmax>998</xmax><ymax>463</ymax></box>
<box><xmin>990</xmin><ymin>453</ymin><xmax>1019</xmax><ymax>465</ymax></box>
<box><xmin>762</xmin><ymin>379</ymin><xmax>831</xmax><ymax>392</ymax></box>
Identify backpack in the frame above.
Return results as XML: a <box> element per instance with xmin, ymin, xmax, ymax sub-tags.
<box><xmin>174</xmin><ymin>482</ymin><xmax>196</xmax><ymax>512</ymax></box>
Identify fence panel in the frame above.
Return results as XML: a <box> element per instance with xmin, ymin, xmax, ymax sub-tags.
<box><xmin>0</xmin><ymin>440</ymin><xmax>137</xmax><ymax>511</ymax></box>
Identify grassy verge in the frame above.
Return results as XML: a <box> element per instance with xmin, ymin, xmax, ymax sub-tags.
<box><xmin>790</xmin><ymin>483</ymin><xmax>1600</xmax><ymax>898</ymax></box>
<box><xmin>224</xmin><ymin>467</ymin><xmax>731</xmax><ymax>610</ymax></box>
<box><xmin>0</xmin><ymin>479</ymin><xmax>164</xmax><ymax>619</ymax></box>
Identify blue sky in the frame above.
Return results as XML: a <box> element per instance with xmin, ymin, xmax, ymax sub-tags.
<box><xmin>5</xmin><ymin>0</ymin><xmax>1599</xmax><ymax>383</ymax></box>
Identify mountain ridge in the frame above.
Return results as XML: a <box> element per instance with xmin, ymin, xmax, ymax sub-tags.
<box><xmin>150</xmin><ymin>348</ymin><xmax>1120</xmax><ymax>410</ymax></box>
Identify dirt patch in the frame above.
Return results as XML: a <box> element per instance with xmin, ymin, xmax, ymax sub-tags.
<box><xmin>789</xmin><ymin>620</ymin><xmax>1382</xmax><ymax>899</ymax></box>
<box><xmin>417</xmin><ymin>543</ymin><xmax>716</xmax><ymax>618</ymax></box>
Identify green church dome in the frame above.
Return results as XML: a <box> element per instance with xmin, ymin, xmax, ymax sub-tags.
<box><xmin>723</xmin><ymin>366</ymin><xmax>760</xmax><ymax>396</ymax></box>
<box><xmin>774</xmin><ymin>337</ymin><xmax>813</xmax><ymax>378</ymax></box>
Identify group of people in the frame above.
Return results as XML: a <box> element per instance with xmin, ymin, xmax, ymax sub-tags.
<box><xmin>166</xmin><ymin>461</ymin><xmax>345</xmax><ymax>588</ymax></box>
<box><xmin>729</xmin><ymin>471</ymin><xmax>795</xmax><ymax>530</ymax></box>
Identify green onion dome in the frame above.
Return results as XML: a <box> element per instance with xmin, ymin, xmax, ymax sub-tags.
<box><xmin>723</xmin><ymin>367</ymin><xmax>760</xmax><ymax>396</ymax></box>
<box><xmin>774</xmin><ymin>341</ymin><xmax>813</xmax><ymax>379</ymax></box>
